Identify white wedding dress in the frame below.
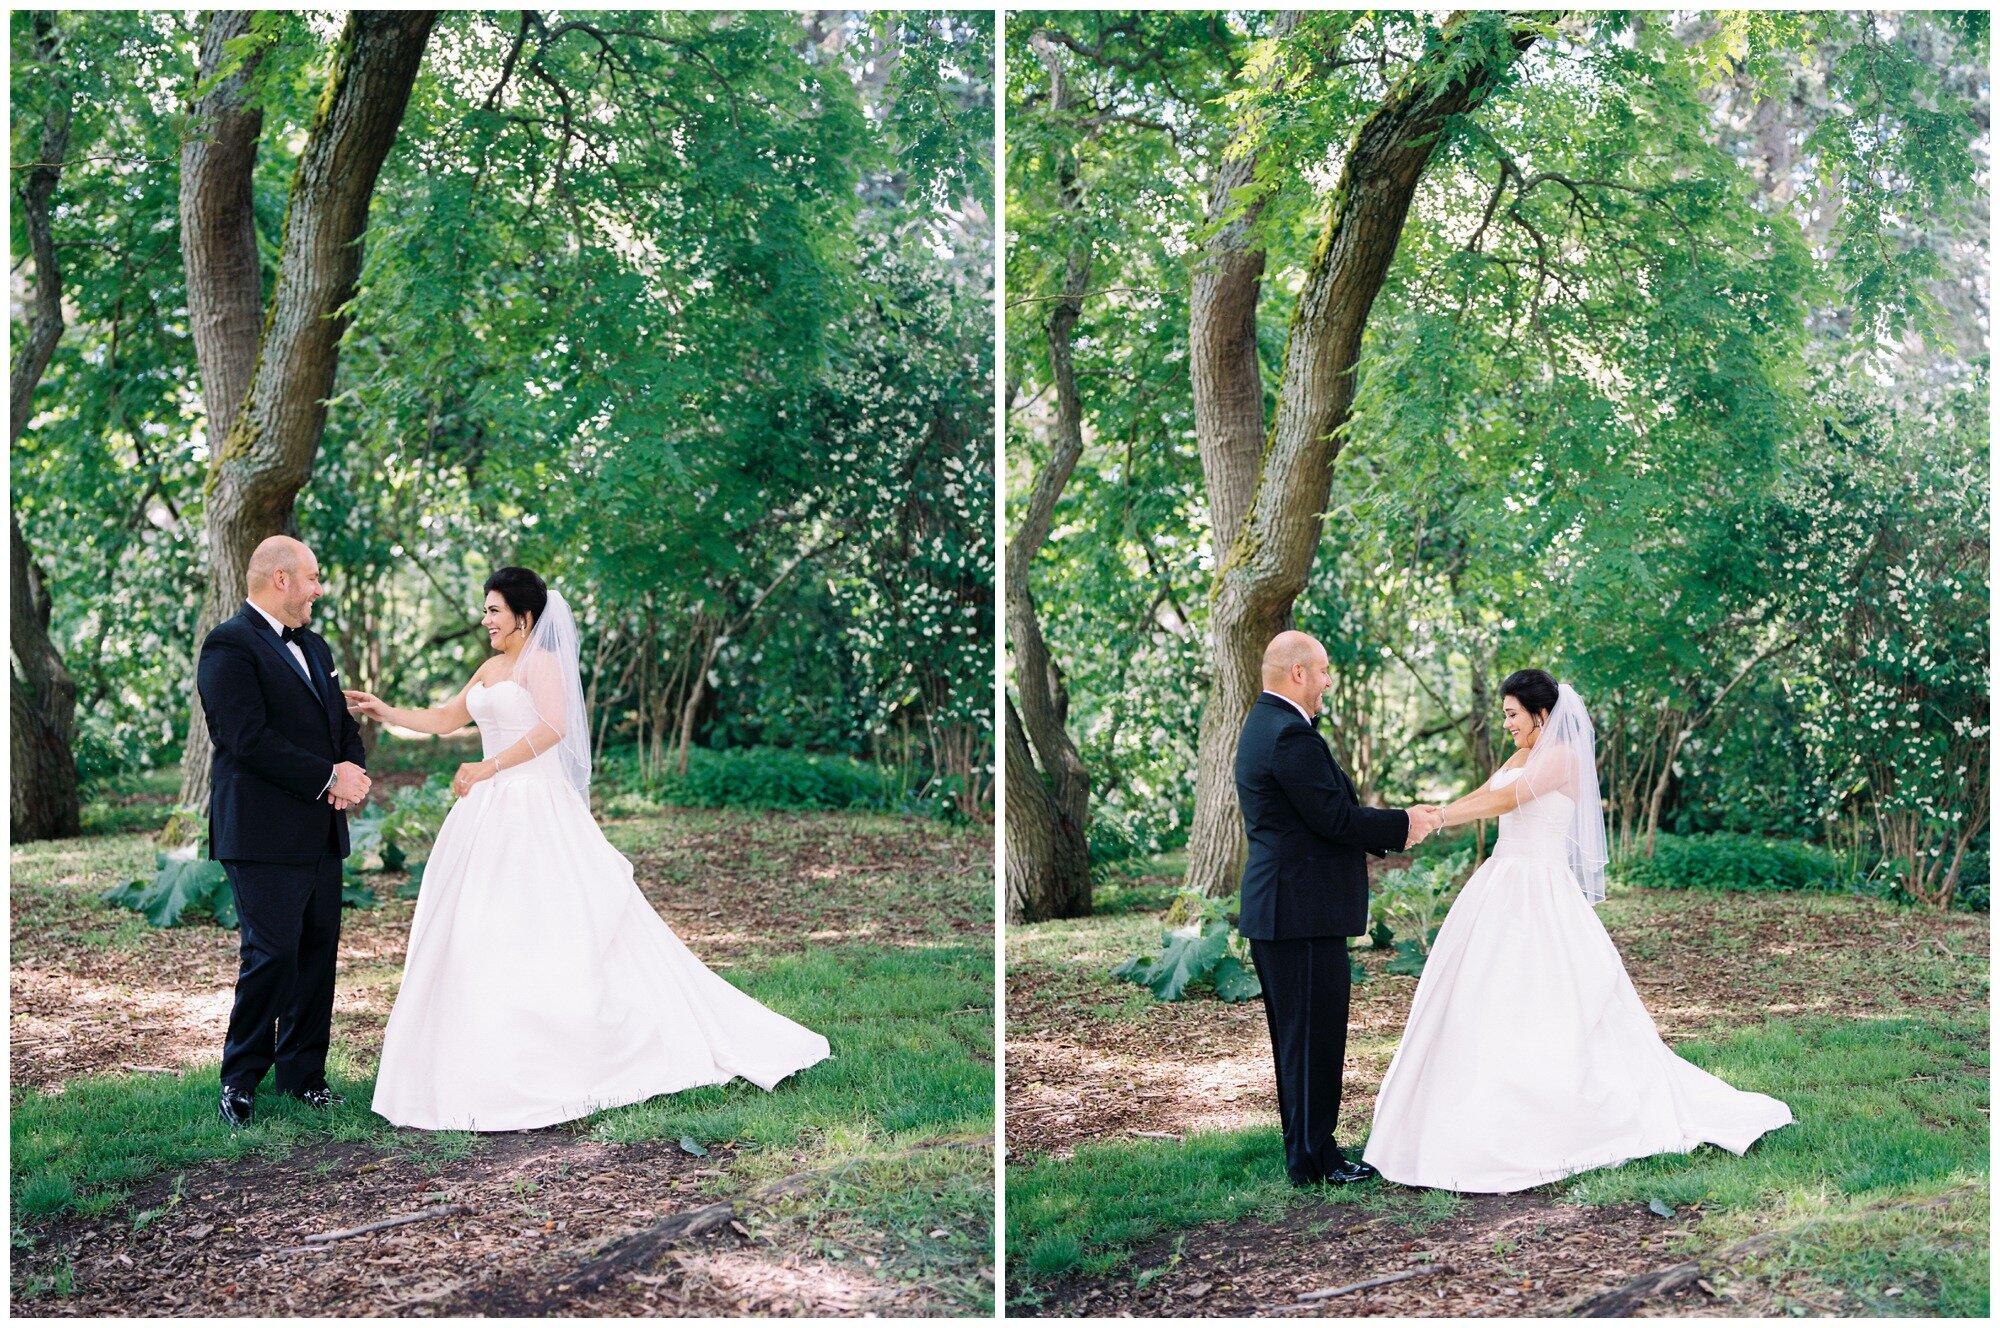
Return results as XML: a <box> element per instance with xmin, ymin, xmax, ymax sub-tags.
<box><xmin>1363</xmin><ymin>766</ymin><xmax>1791</xmax><ymax>1192</ymax></box>
<box><xmin>372</xmin><ymin>680</ymin><xmax>830</xmax><ymax>1131</ymax></box>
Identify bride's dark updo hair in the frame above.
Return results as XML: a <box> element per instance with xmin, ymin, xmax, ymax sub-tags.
<box><xmin>1500</xmin><ymin>668</ymin><xmax>1560</xmax><ymax>720</ymax></box>
<box><xmin>485</xmin><ymin>565</ymin><xmax>547</xmax><ymax>627</ymax></box>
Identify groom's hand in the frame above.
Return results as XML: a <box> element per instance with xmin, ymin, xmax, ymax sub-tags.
<box><xmin>1402</xmin><ymin>805</ymin><xmax>1443</xmax><ymax>849</ymax></box>
<box><xmin>329</xmin><ymin>760</ymin><xmax>371</xmax><ymax>808</ymax></box>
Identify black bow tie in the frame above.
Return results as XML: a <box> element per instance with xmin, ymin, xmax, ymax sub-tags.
<box><xmin>280</xmin><ymin>625</ymin><xmax>301</xmax><ymax>644</ymax></box>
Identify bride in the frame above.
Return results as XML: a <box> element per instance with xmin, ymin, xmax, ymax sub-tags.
<box><xmin>343</xmin><ymin>566</ymin><xmax>830</xmax><ymax>1131</ymax></box>
<box><xmin>1362</xmin><ymin>669</ymin><xmax>1790</xmax><ymax>1193</ymax></box>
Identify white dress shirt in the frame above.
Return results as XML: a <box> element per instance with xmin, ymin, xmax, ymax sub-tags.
<box><xmin>249</xmin><ymin>601</ymin><xmax>310</xmax><ymax>678</ymax></box>
<box><xmin>1261</xmin><ymin>690</ymin><xmax>1313</xmax><ymax>724</ymax></box>
<box><xmin>248</xmin><ymin>600</ymin><xmax>336</xmax><ymax>798</ymax></box>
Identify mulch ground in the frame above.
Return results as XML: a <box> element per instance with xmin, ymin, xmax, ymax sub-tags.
<box><xmin>1021</xmin><ymin>1188</ymin><xmax>1733</xmax><ymax>1318</ymax></box>
<box><xmin>1007</xmin><ymin>867</ymin><xmax>1990</xmax><ymax>1316</ymax></box>
<box><xmin>12</xmin><ymin>1130</ymin><xmax>952</xmax><ymax>1317</ymax></box>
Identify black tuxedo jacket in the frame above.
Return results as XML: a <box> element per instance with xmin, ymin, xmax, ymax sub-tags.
<box><xmin>197</xmin><ymin>602</ymin><xmax>364</xmax><ymax>863</ymax></box>
<box><xmin>1234</xmin><ymin>693</ymin><xmax>1408</xmax><ymax>941</ymax></box>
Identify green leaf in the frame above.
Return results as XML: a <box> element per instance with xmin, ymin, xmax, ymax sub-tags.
<box><xmin>678</xmin><ymin>1135</ymin><xmax>709</xmax><ymax>1158</ymax></box>
<box><xmin>101</xmin><ymin>854</ymin><xmax>236</xmax><ymax>929</ymax></box>
<box><xmin>340</xmin><ymin>874</ymin><xmax>379</xmax><ymax>910</ymax></box>
<box><xmin>396</xmin><ymin>860</ymin><xmax>426</xmax><ymax>901</ymax></box>
<box><xmin>1111</xmin><ymin>919</ymin><xmax>1237</xmax><ymax>1002</ymax></box>
<box><xmin>1211</xmin><ymin>955</ymin><xmax>1263</xmax><ymax>1003</ymax></box>
<box><xmin>1384</xmin><ymin>939</ymin><xmax>1429</xmax><ymax>978</ymax></box>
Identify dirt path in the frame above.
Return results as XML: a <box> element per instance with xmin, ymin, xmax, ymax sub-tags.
<box><xmin>14</xmin><ymin>1130</ymin><xmax>963</xmax><ymax>1316</ymax></box>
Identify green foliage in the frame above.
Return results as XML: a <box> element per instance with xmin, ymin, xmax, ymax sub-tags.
<box><xmin>1616</xmin><ymin>833</ymin><xmax>1989</xmax><ymax>916</ymax></box>
<box><xmin>1370</xmin><ymin>849</ymin><xmax>1472</xmax><ymax>963</ymax></box>
<box><xmin>1110</xmin><ymin>892</ymin><xmax>1261</xmax><ymax>1003</ymax></box>
<box><xmin>596</xmin><ymin>744</ymin><xmax>913</xmax><ymax>816</ymax></box>
<box><xmin>13</xmin><ymin>11</ymin><xmax>993</xmax><ymax>815</ymax></box>
<box><xmin>339</xmin><ymin>874</ymin><xmax>379</xmax><ymax>911</ymax></box>
<box><xmin>1614</xmin><ymin>833</ymin><xmax>1861</xmax><ymax>896</ymax></box>
<box><xmin>348</xmin><ymin>775</ymin><xmax>454</xmax><ymax>875</ymax></box>
<box><xmin>1006</xmin><ymin>11</ymin><xmax>1986</xmax><ymax>905</ymax></box>
<box><xmin>100</xmin><ymin>853</ymin><xmax>236</xmax><ymax>929</ymax></box>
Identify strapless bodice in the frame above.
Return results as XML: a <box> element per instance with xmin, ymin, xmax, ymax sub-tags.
<box><xmin>466</xmin><ymin>680</ymin><xmax>560</xmax><ymax>786</ymax></box>
<box><xmin>1489</xmin><ymin>765</ymin><xmax>1573</xmax><ymax>859</ymax></box>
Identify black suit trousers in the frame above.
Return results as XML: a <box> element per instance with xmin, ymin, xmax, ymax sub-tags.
<box><xmin>1251</xmin><ymin>936</ymin><xmax>1354</xmax><ymax>1185</ymax></box>
<box><xmin>220</xmin><ymin>856</ymin><xmax>342</xmax><ymax>1095</ymax></box>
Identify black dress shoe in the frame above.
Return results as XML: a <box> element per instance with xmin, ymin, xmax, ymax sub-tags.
<box><xmin>1324</xmin><ymin>1155</ymin><xmax>1379</xmax><ymax>1186</ymax></box>
<box><xmin>289</xmin><ymin>1086</ymin><xmax>346</xmax><ymax>1109</ymax></box>
<box><xmin>218</xmin><ymin>1087</ymin><xmax>255</xmax><ymax>1128</ymax></box>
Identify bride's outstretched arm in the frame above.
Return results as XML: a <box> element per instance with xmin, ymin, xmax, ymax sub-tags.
<box><xmin>1437</xmin><ymin>781</ymin><xmax>1525</xmax><ymax>827</ymax></box>
<box><xmin>1437</xmin><ymin>744</ymin><xmax>1578</xmax><ymax>827</ymax></box>
<box><xmin>343</xmin><ymin>680</ymin><xmax>476</xmax><ymax>735</ymax></box>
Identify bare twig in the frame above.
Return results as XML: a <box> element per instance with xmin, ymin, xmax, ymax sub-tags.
<box><xmin>286</xmin><ymin>1204</ymin><xmax>471</xmax><ymax>1250</ymax></box>
<box><xmin>1297</xmin><ymin>1266</ymin><xmax>1440</xmax><ymax>1301</ymax></box>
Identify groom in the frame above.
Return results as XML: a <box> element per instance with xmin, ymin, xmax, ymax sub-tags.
<box><xmin>1235</xmin><ymin>630</ymin><xmax>1441</xmax><ymax>1186</ymax></box>
<box><xmin>196</xmin><ymin>536</ymin><xmax>370</xmax><ymax>1127</ymax></box>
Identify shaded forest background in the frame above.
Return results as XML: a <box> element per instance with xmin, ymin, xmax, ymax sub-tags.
<box><xmin>12</xmin><ymin>8</ymin><xmax>993</xmax><ymax>837</ymax></box>
<box><xmin>1004</xmin><ymin>9</ymin><xmax>1987</xmax><ymax>918</ymax></box>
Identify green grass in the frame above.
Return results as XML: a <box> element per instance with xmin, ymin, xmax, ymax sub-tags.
<box><xmin>1567</xmin><ymin>1013</ymin><xmax>1989</xmax><ymax>1316</ymax></box>
<box><xmin>1005</xmin><ymin>1012</ymin><xmax>1988</xmax><ymax>1315</ymax></box>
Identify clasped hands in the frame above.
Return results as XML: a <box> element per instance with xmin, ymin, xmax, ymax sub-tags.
<box><xmin>1403</xmin><ymin>804</ymin><xmax>1445</xmax><ymax>850</ymax></box>
<box><xmin>327</xmin><ymin>760</ymin><xmax>371</xmax><ymax>812</ymax></box>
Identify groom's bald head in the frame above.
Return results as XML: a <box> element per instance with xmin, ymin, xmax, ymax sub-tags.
<box><xmin>1261</xmin><ymin>630</ymin><xmax>1332</xmax><ymax>716</ymax></box>
<box><xmin>1262</xmin><ymin>631</ymin><xmax>1323</xmax><ymax>677</ymax></box>
<box><xmin>245</xmin><ymin>535</ymin><xmax>322</xmax><ymax>628</ymax></box>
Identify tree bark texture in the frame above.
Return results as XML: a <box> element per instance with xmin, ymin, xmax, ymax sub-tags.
<box><xmin>1004</xmin><ymin>699</ymin><xmax>1091</xmax><ymax>923</ymax></box>
<box><xmin>11</xmin><ymin>11</ymin><xmax>83</xmax><ymax>842</ymax></box>
<box><xmin>1004</xmin><ymin>30</ymin><xmax>1093</xmax><ymax>923</ymax></box>
<box><xmin>1187</xmin><ymin>15</ymin><xmax>1540</xmax><ymax>897</ymax></box>
<box><xmin>181</xmin><ymin>10</ymin><xmax>267</xmax><ymax>447</ymax></box>
<box><xmin>1189</xmin><ymin>11</ymin><xmax>1299</xmax><ymax>561</ymax></box>
<box><xmin>175</xmin><ymin>10</ymin><xmax>438</xmax><ymax>820</ymax></box>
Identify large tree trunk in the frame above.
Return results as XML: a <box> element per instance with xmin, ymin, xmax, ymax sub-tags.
<box><xmin>1189</xmin><ymin>11</ymin><xmax>1299</xmax><ymax>561</ymax></box>
<box><xmin>1004</xmin><ymin>699</ymin><xmax>1090</xmax><ymax>922</ymax></box>
<box><xmin>181</xmin><ymin>11</ymin><xmax>267</xmax><ymax>441</ymax></box>
<box><xmin>10</xmin><ymin>11</ymin><xmax>83</xmax><ymax>842</ymax></box>
<box><xmin>1186</xmin><ymin>14</ymin><xmax>1539</xmax><ymax>897</ymax></box>
<box><xmin>1004</xmin><ymin>30</ymin><xmax>1093</xmax><ymax>923</ymax></box>
<box><xmin>12</xmin><ymin>514</ymin><xmax>81</xmax><ymax>842</ymax></box>
<box><xmin>173</xmin><ymin>11</ymin><xmax>438</xmax><ymax>824</ymax></box>
<box><xmin>171</xmin><ymin>9</ymin><xmax>269</xmax><ymax>822</ymax></box>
